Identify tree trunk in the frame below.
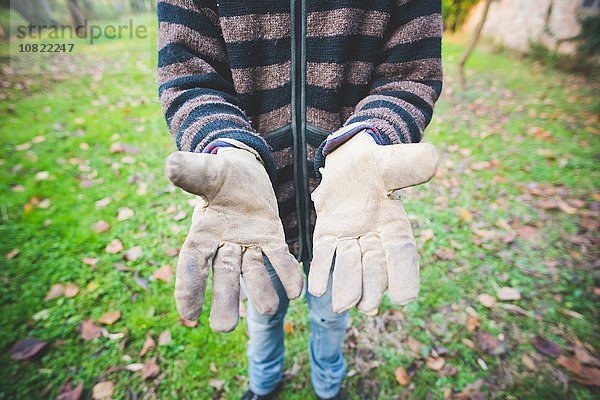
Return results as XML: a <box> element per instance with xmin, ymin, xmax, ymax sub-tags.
<box><xmin>458</xmin><ymin>0</ymin><xmax>493</xmax><ymax>89</ymax></box>
<box><xmin>67</xmin><ymin>0</ymin><xmax>86</xmax><ymax>37</ymax></box>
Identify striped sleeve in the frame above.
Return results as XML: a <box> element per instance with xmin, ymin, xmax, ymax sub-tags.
<box><xmin>343</xmin><ymin>0</ymin><xmax>443</xmax><ymax>145</ymax></box>
<box><xmin>157</xmin><ymin>0</ymin><xmax>277</xmax><ymax>182</ymax></box>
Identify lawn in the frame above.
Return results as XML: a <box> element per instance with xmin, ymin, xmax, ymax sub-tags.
<box><xmin>0</xmin><ymin>29</ymin><xmax>599</xmax><ymax>399</ymax></box>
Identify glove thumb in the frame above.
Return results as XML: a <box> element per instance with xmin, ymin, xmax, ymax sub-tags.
<box><xmin>165</xmin><ymin>151</ymin><xmax>227</xmax><ymax>198</ymax></box>
<box><xmin>378</xmin><ymin>143</ymin><xmax>439</xmax><ymax>191</ymax></box>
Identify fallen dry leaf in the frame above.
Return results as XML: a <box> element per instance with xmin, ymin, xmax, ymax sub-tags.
<box><xmin>153</xmin><ymin>265</ymin><xmax>173</xmax><ymax>283</ymax></box>
<box><xmin>477</xmin><ymin>293</ymin><xmax>496</xmax><ymax>308</ymax></box>
<box><xmin>6</xmin><ymin>249</ymin><xmax>20</xmax><ymax>259</ymax></box>
<box><xmin>125</xmin><ymin>246</ymin><xmax>142</xmax><ymax>261</ymax></box>
<box><xmin>141</xmin><ymin>357</ymin><xmax>160</xmax><ymax>379</ymax></box>
<box><xmin>208</xmin><ymin>378</ymin><xmax>225</xmax><ymax>391</ymax></box>
<box><xmin>92</xmin><ymin>381</ymin><xmax>114</xmax><ymax>400</ymax></box>
<box><xmin>106</xmin><ymin>239</ymin><xmax>124</xmax><ymax>254</ymax></box>
<box><xmin>95</xmin><ymin>197</ymin><xmax>111</xmax><ymax>209</ymax></box>
<box><xmin>284</xmin><ymin>321</ymin><xmax>295</xmax><ymax>334</ymax></box>
<box><xmin>470</xmin><ymin>161</ymin><xmax>491</xmax><ymax>171</ymax></box>
<box><xmin>125</xmin><ymin>363</ymin><xmax>145</xmax><ymax>372</ymax></box>
<box><xmin>117</xmin><ymin>207</ymin><xmax>134</xmax><ymax>221</ymax></box>
<box><xmin>466</xmin><ymin>314</ymin><xmax>480</xmax><ymax>332</ymax></box>
<box><xmin>496</xmin><ymin>287</ymin><xmax>521</xmax><ymax>301</ymax></box>
<box><xmin>407</xmin><ymin>336</ymin><xmax>425</xmax><ymax>357</ymax></box>
<box><xmin>158</xmin><ymin>330</ymin><xmax>171</xmax><ymax>346</ymax></box>
<box><xmin>394</xmin><ymin>367</ymin><xmax>409</xmax><ymax>385</ymax></box>
<box><xmin>173</xmin><ymin>210</ymin><xmax>187</xmax><ymax>221</ymax></box>
<box><xmin>532</xmin><ymin>335</ymin><xmax>561</xmax><ymax>358</ymax></box>
<box><xmin>99</xmin><ymin>311</ymin><xmax>121</xmax><ymax>325</ymax></box>
<box><xmin>477</xmin><ymin>331</ymin><xmax>506</xmax><ymax>355</ymax></box>
<box><xmin>93</xmin><ymin>220</ymin><xmax>110</xmax><ymax>233</ymax></box>
<box><xmin>517</xmin><ymin>226</ymin><xmax>541</xmax><ymax>243</ymax></box>
<box><xmin>420</xmin><ymin>229</ymin><xmax>435</xmax><ymax>243</ymax></box>
<box><xmin>179</xmin><ymin>316</ymin><xmax>198</xmax><ymax>328</ymax></box>
<box><xmin>44</xmin><ymin>283</ymin><xmax>65</xmax><ymax>301</ymax></box>
<box><xmin>64</xmin><ymin>283</ymin><xmax>80</xmax><ymax>298</ymax></box>
<box><xmin>82</xmin><ymin>257</ymin><xmax>99</xmax><ymax>268</ymax></box>
<box><xmin>521</xmin><ymin>353</ymin><xmax>538</xmax><ymax>371</ymax></box>
<box><xmin>426</xmin><ymin>357</ymin><xmax>445</xmax><ymax>371</ymax></box>
<box><xmin>80</xmin><ymin>320</ymin><xmax>102</xmax><ymax>341</ymax></box>
<box><xmin>10</xmin><ymin>338</ymin><xmax>47</xmax><ymax>361</ymax></box>
<box><xmin>574</xmin><ymin>344</ymin><xmax>600</xmax><ymax>367</ymax></box>
<box><xmin>56</xmin><ymin>381</ymin><xmax>83</xmax><ymax>400</ymax></box>
<box><xmin>557</xmin><ymin>356</ymin><xmax>600</xmax><ymax>386</ymax></box>
<box><xmin>140</xmin><ymin>334</ymin><xmax>156</xmax><ymax>356</ymax></box>
<box><xmin>458</xmin><ymin>208</ymin><xmax>473</xmax><ymax>222</ymax></box>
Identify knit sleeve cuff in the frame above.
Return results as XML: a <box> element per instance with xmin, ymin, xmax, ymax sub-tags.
<box><xmin>200</xmin><ymin>132</ymin><xmax>277</xmax><ymax>184</ymax></box>
<box><xmin>313</xmin><ymin>122</ymin><xmax>383</xmax><ymax>181</ymax></box>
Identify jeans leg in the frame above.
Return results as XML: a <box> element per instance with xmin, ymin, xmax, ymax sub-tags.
<box><xmin>245</xmin><ymin>256</ymin><xmax>290</xmax><ymax>396</ymax></box>
<box><xmin>307</xmin><ymin>273</ymin><xmax>349</xmax><ymax>399</ymax></box>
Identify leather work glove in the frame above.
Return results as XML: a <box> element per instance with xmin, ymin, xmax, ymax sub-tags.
<box><xmin>308</xmin><ymin>129</ymin><xmax>438</xmax><ymax>314</ymax></box>
<box><xmin>165</xmin><ymin>140</ymin><xmax>304</xmax><ymax>332</ymax></box>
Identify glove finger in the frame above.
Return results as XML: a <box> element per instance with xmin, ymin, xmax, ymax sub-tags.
<box><xmin>307</xmin><ymin>238</ymin><xmax>336</xmax><ymax>297</ymax></box>
<box><xmin>165</xmin><ymin>151</ymin><xmax>226</xmax><ymax>198</ymax></box>
<box><xmin>332</xmin><ymin>238</ymin><xmax>362</xmax><ymax>313</ymax></box>
<box><xmin>381</xmin><ymin>228</ymin><xmax>419</xmax><ymax>305</ymax></box>
<box><xmin>209</xmin><ymin>242</ymin><xmax>242</xmax><ymax>332</ymax></box>
<box><xmin>263</xmin><ymin>245</ymin><xmax>304</xmax><ymax>300</ymax></box>
<box><xmin>356</xmin><ymin>233</ymin><xmax>387</xmax><ymax>315</ymax></box>
<box><xmin>379</xmin><ymin>143</ymin><xmax>439</xmax><ymax>190</ymax></box>
<box><xmin>174</xmin><ymin>235</ymin><xmax>218</xmax><ymax>321</ymax></box>
<box><xmin>241</xmin><ymin>246</ymin><xmax>279</xmax><ymax>315</ymax></box>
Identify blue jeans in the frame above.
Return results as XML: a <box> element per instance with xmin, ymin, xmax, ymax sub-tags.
<box><xmin>244</xmin><ymin>258</ymin><xmax>349</xmax><ymax>399</ymax></box>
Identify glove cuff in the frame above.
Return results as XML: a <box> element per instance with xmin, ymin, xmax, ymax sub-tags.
<box><xmin>314</xmin><ymin>122</ymin><xmax>384</xmax><ymax>180</ymax></box>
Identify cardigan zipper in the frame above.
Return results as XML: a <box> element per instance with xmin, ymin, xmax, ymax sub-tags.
<box><xmin>291</xmin><ymin>0</ymin><xmax>311</xmax><ymax>262</ymax></box>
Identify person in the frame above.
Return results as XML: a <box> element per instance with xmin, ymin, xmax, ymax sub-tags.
<box><xmin>157</xmin><ymin>1</ymin><xmax>443</xmax><ymax>399</ymax></box>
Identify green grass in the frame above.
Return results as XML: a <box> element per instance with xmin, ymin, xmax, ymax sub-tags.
<box><xmin>0</xmin><ymin>32</ymin><xmax>598</xmax><ymax>400</ymax></box>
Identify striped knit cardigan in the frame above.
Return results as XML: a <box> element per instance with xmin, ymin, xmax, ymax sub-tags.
<box><xmin>157</xmin><ymin>0</ymin><xmax>443</xmax><ymax>262</ymax></box>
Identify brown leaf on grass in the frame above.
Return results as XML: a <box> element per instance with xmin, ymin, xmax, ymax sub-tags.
<box><xmin>496</xmin><ymin>287</ymin><xmax>521</xmax><ymax>301</ymax></box>
<box><xmin>10</xmin><ymin>338</ymin><xmax>47</xmax><ymax>361</ymax></box>
<box><xmin>158</xmin><ymin>330</ymin><xmax>171</xmax><ymax>346</ymax></box>
<box><xmin>533</xmin><ymin>335</ymin><xmax>561</xmax><ymax>358</ymax></box>
<box><xmin>557</xmin><ymin>356</ymin><xmax>600</xmax><ymax>386</ymax></box>
<box><xmin>407</xmin><ymin>336</ymin><xmax>425</xmax><ymax>357</ymax></box>
<box><xmin>537</xmin><ymin>199</ymin><xmax>560</xmax><ymax>210</ymax></box>
<box><xmin>125</xmin><ymin>363</ymin><xmax>145</xmax><ymax>372</ymax></box>
<box><xmin>6</xmin><ymin>249</ymin><xmax>20</xmax><ymax>259</ymax></box>
<box><xmin>44</xmin><ymin>283</ymin><xmax>65</xmax><ymax>301</ymax></box>
<box><xmin>93</xmin><ymin>220</ymin><xmax>110</xmax><ymax>233</ymax></box>
<box><xmin>521</xmin><ymin>353</ymin><xmax>538</xmax><ymax>371</ymax></box>
<box><xmin>477</xmin><ymin>331</ymin><xmax>506</xmax><ymax>355</ymax></box>
<box><xmin>458</xmin><ymin>209</ymin><xmax>473</xmax><ymax>222</ymax></box>
<box><xmin>173</xmin><ymin>210</ymin><xmax>187</xmax><ymax>221</ymax></box>
<box><xmin>426</xmin><ymin>357</ymin><xmax>445</xmax><ymax>371</ymax></box>
<box><xmin>153</xmin><ymin>265</ymin><xmax>173</xmax><ymax>282</ymax></box>
<box><xmin>575</xmin><ymin>344</ymin><xmax>600</xmax><ymax>367</ymax></box>
<box><xmin>435</xmin><ymin>247</ymin><xmax>456</xmax><ymax>260</ymax></box>
<box><xmin>117</xmin><ymin>207</ymin><xmax>134</xmax><ymax>221</ymax></box>
<box><xmin>82</xmin><ymin>257</ymin><xmax>99</xmax><ymax>268</ymax></box>
<box><xmin>558</xmin><ymin>200</ymin><xmax>577</xmax><ymax>215</ymax></box>
<box><xmin>80</xmin><ymin>320</ymin><xmax>102</xmax><ymax>341</ymax></box>
<box><xmin>208</xmin><ymin>378</ymin><xmax>225</xmax><ymax>391</ymax></box>
<box><xmin>141</xmin><ymin>357</ymin><xmax>160</xmax><ymax>379</ymax></box>
<box><xmin>125</xmin><ymin>246</ymin><xmax>142</xmax><ymax>261</ymax></box>
<box><xmin>166</xmin><ymin>247</ymin><xmax>179</xmax><ymax>257</ymax></box>
<box><xmin>420</xmin><ymin>229</ymin><xmax>435</xmax><ymax>243</ymax></box>
<box><xmin>470</xmin><ymin>161</ymin><xmax>491</xmax><ymax>171</ymax></box>
<box><xmin>140</xmin><ymin>334</ymin><xmax>156</xmax><ymax>356</ymax></box>
<box><xmin>106</xmin><ymin>239</ymin><xmax>124</xmax><ymax>254</ymax></box>
<box><xmin>92</xmin><ymin>381</ymin><xmax>114</xmax><ymax>400</ymax></box>
<box><xmin>283</xmin><ymin>321</ymin><xmax>295</xmax><ymax>334</ymax></box>
<box><xmin>394</xmin><ymin>367</ymin><xmax>409</xmax><ymax>386</ymax></box>
<box><xmin>56</xmin><ymin>381</ymin><xmax>83</xmax><ymax>400</ymax></box>
<box><xmin>134</xmin><ymin>272</ymin><xmax>149</xmax><ymax>291</ymax></box>
<box><xmin>179</xmin><ymin>316</ymin><xmax>198</xmax><ymax>328</ymax></box>
<box><xmin>477</xmin><ymin>293</ymin><xmax>496</xmax><ymax>308</ymax></box>
<box><xmin>64</xmin><ymin>283</ymin><xmax>80</xmax><ymax>298</ymax></box>
<box><xmin>517</xmin><ymin>226</ymin><xmax>541</xmax><ymax>243</ymax></box>
<box><xmin>99</xmin><ymin>311</ymin><xmax>121</xmax><ymax>325</ymax></box>
<box><xmin>466</xmin><ymin>314</ymin><xmax>480</xmax><ymax>332</ymax></box>
<box><xmin>454</xmin><ymin>379</ymin><xmax>486</xmax><ymax>400</ymax></box>
<box><xmin>95</xmin><ymin>197</ymin><xmax>111</xmax><ymax>209</ymax></box>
